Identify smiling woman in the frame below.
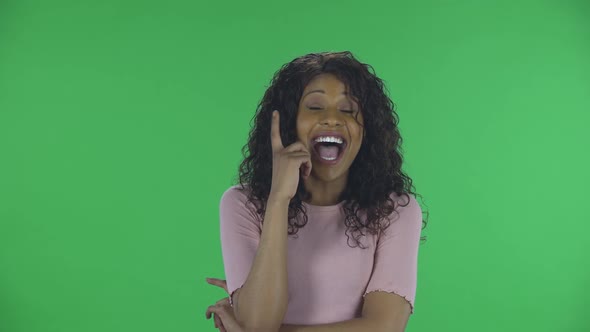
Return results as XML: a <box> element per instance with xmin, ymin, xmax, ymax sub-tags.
<box><xmin>297</xmin><ymin>74</ymin><xmax>363</xmax><ymax>176</ymax></box>
<box><xmin>214</xmin><ymin>51</ymin><xmax>429</xmax><ymax>331</ymax></box>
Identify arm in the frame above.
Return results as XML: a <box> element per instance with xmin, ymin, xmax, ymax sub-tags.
<box><xmin>277</xmin><ymin>290</ymin><xmax>411</xmax><ymax>332</ymax></box>
<box><xmin>233</xmin><ymin>195</ymin><xmax>290</xmax><ymax>332</ymax></box>
<box><xmin>278</xmin><ymin>317</ymin><xmax>384</xmax><ymax>332</ymax></box>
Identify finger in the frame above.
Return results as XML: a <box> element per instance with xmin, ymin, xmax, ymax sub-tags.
<box><xmin>215</xmin><ymin>297</ymin><xmax>230</xmax><ymax>306</ymax></box>
<box><xmin>208</xmin><ymin>306</ymin><xmax>227</xmax><ymax>329</ymax></box>
<box><xmin>302</xmin><ymin>152</ymin><xmax>312</xmax><ymax>178</ymax></box>
<box><xmin>206</xmin><ymin>306</ymin><xmax>214</xmax><ymax>319</ymax></box>
<box><xmin>205</xmin><ymin>277</ymin><xmax>223</xmax><ymax>283</ymax></box>
<box><xmin>283</xmin><ymin>141</ymin><xmax>311</xmax><ymax>154</ymax></box>
<box><xmin>207</xmin><ymin>307</ymin><xmax>220</xmax><ymax>329</ymax></box>
<box><xmin>206</xmin><ymin>278</ymin><xmax>228</xmax><ymax>293</ymax></box>
<box><xmin>290</xmin><ymin>153</ymin><xmax>312</xmax><ymax>178</ymax></box>
<box><xmin>217</xmin><ymin>306</ymin><xmax>231</xmax><ymax>332</ymax></box>
<box><xmin>286</xmin><ymin>151</ymin><xmax>311</xmax><ymax>158</ymax></box>
<box><xmin>271</xmin><ymin>110</ymin><xmax>284</xmax><ymax>153</ymax></box>
<box><xmin>208</xmin><ymin>305</ymin><xmax>222</xmax><ymax>318</ymax></box>
<box><xmin>291</xmin><ymin>153</ymin><xmax>313</xmax><ymax>177</ymax></box>
<box><xmin>289</xmin><ymin>153</ymin><xmax>313</xmax><ymax>168</ymax></box>
<box><xmin>301</xmin><ymin>159</ymin><xmax>312</xmax><ymax>178</ymax></box>
<box><xmin>214</xmin><ymin>313</ymin><xmax>222</xmax><ymax>329</ymax></box>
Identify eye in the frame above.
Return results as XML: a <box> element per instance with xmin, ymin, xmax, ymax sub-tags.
<box><xmin>308</xmin><ymin>106</ymin><xmax>354</xmax><ymax>114</ymax></box>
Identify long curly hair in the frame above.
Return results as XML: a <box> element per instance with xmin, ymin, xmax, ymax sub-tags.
<box><xmin>234</xmin><ymin>51</ymin><xmax>429</xmax><ymax>249</ymax></box>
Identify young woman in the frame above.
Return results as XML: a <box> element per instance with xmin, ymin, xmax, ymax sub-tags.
<box><xmin>206</xmin><ymin>51</ymin><xmax>428</xmax><ymax>332</ymax></box>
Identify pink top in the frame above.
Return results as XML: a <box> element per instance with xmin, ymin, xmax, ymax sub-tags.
<box><xmin>219</xmin><ymin>184</ymin><xmax>423</xmax><ymax>325</ymax></box>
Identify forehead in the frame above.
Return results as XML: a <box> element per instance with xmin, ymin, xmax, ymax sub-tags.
<box><xmin>302</xmin><ymin>74</ymin><xmax>357</xmax><ymax>102</ymax></box>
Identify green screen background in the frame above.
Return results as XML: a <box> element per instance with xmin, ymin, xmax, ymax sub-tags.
<box><xmin>1</xmin><ymin>0</ymin><xmax>588</xmax><ymax>331</ymax></box>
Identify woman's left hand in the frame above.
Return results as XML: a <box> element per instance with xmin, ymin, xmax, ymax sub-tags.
<box><xmin>205</xmin><ymin>277</ymin><xmax>245</xmax><ymax>332</ymax></box>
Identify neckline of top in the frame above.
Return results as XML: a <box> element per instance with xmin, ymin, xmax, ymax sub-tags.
<box><xmin>302</xmin><ymin>200</ymin><xmax>345</xmax><ymax>212</ymax></box>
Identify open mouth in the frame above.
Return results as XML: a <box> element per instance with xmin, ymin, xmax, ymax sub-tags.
<box><xmin>311</xmin><ymin>140</ymin><xmax>347</xmax><ymax>165</ymax></box>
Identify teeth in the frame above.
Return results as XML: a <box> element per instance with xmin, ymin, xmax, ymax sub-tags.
<box><xmin>314</xmin><ymin>136</ymin><xmax>343</xmax><ymax>144</ymax></box>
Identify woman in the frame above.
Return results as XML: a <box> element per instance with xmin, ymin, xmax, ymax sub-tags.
<box><xmin>206</xmin><ymin>51</ymin><xmax>428</xmax><ymax>332</ymax></box>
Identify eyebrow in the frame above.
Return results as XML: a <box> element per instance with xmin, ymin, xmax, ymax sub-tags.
<box><xmin>303</xmin><ymin>89</ymin><xmax>348</xmax><ymax>98</ymax></box>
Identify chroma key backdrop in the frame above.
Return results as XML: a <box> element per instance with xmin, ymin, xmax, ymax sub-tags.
<box><xmin>0</xmin><ymin>1</ymin><xmax>588</xmax><ymax>331</ymax></box>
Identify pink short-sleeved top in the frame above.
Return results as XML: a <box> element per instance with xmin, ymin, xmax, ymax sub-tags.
<box><xmin>219</xmin><ymin>184</ymin><xmax>423</xmax><ymax>325</ymax></box>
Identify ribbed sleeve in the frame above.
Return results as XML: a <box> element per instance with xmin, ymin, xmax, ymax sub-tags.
<box><xmin>362</xmin><ymin>194</ymin><xmax>423</xmax><ymax>314</ymax></box>
<box><xmin>219</xmin><ymin>186</ymin><xmax>261</xmax><ymax>307</ymax></box>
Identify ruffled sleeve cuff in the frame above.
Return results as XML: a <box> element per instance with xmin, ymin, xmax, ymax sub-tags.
<box><xmin>363</xmin><ymin>288</ymin><xmax>415</xmax><ymax>314</ymax></box>
<box><xmin>228</xmin><ymin>284</ymin><xmax>245</xmax><ymax>308</ymax></box>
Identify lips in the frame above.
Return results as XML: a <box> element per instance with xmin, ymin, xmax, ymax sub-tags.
<box><xmin>309</xmin><ymin>132</ymin><xmax>348</xmax><ymax>165</ymax></box>
<box><xmin>310</xmin><ymin>131</ymin><xmax>347</xmax><ymax>144</ymax></box>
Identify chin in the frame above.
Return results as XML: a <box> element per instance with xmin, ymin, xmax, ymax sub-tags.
<box><xmin>312</xmin><ymin>167</ymin><xmax>348</xmax><ymax>179</ymax></box>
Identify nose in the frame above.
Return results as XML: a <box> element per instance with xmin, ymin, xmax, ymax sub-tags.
<box><xmin>319</xmin><ymin>107</ymin><xmax>344</xmax><ymax>127</ymax></box>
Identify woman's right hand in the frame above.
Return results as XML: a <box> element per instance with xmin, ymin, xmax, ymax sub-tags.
<box><xmin>269</xmin><ymin>110</ymin><xmax>312</xmax><ymax>202</ymax></box>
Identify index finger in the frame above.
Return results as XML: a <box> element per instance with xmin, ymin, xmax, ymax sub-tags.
<box><xmin>271</xmin><ymin>110</ymin><xmax>284</xmax><ymax>153</ymax></box>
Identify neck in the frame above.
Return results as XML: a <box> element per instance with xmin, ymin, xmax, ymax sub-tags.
<box><xmin>302</xmin><ymin>173</ymin><xmax>348</xmax><ymax>206</ymax></box>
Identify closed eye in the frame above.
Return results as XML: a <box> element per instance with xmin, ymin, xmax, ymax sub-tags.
<box><xmin>308</xmin><ymin>107</ymin><xmax>354</xmax><ymax>114</ymax></box>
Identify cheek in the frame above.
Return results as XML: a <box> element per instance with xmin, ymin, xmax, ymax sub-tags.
<box><xmin>353</xmin><ymin>128</ymin><xmax>364</xmax><ymax>142</ymax></box>
<box><xmin>297</xmin><ymin>131</ymin><xmax>309</xmax><ymax>146</ymax></box>
<box><xmin>296</xmin><ymin>122</ymin><xmax>312</xmax><ymax>138</ymax></box>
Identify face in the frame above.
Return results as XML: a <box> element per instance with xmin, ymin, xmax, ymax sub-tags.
<box><xmin>296</xmin><ymin>73</ymin><xmax>364</xmax><ymax>182</ymax></box>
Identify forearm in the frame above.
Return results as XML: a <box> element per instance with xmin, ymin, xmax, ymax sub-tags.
<box><xmin>236</xmin><ymin>195</ymin><xmax>290</xmax><ymax>332</ymax></box>
<box><xmin>279</xmin><ymin>317</ymin><xmax>384</xmax><ymax>332</ymax></box>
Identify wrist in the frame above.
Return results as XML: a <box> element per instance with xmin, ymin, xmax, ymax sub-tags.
<box><xmin>267</xmin><ymin>193</ymin><xmax>291</xmax><ymax>207</ymax></box>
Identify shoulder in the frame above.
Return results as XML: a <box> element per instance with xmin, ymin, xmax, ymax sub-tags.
<box><xmin>219</xmin><ymin>184</ymin><xmax>261</xmax><ymax>222</ymax></box>
<box><xmin>382</xmin><ymin>192</ymin><xmax>423</xmax><ymax>232</ymax></box>
<box><xmin>390</xmin><ymin>192</ymin><xmax>422</xmax><ymax>218</ymax></box>
<box><xmin>220</xmin><ymin>184</ymin><xmax>250</xmax><ymax>205</ymax></box>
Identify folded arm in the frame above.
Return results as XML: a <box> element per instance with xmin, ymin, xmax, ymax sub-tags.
<box><xmin>278</xmin><ymin>289</ymin><xmax>411</xmax><ymax>332</ymax></box>
<box><xmin>278</xmin><ymin>317</ymin><xmax>385</xmax><ymax>332</ymax></box>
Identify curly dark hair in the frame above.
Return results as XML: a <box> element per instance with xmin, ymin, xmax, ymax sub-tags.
<box><xmin>234</xmin><ymin>51</ymin><xmax>429</xmax><ymax>249</ymax></box>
